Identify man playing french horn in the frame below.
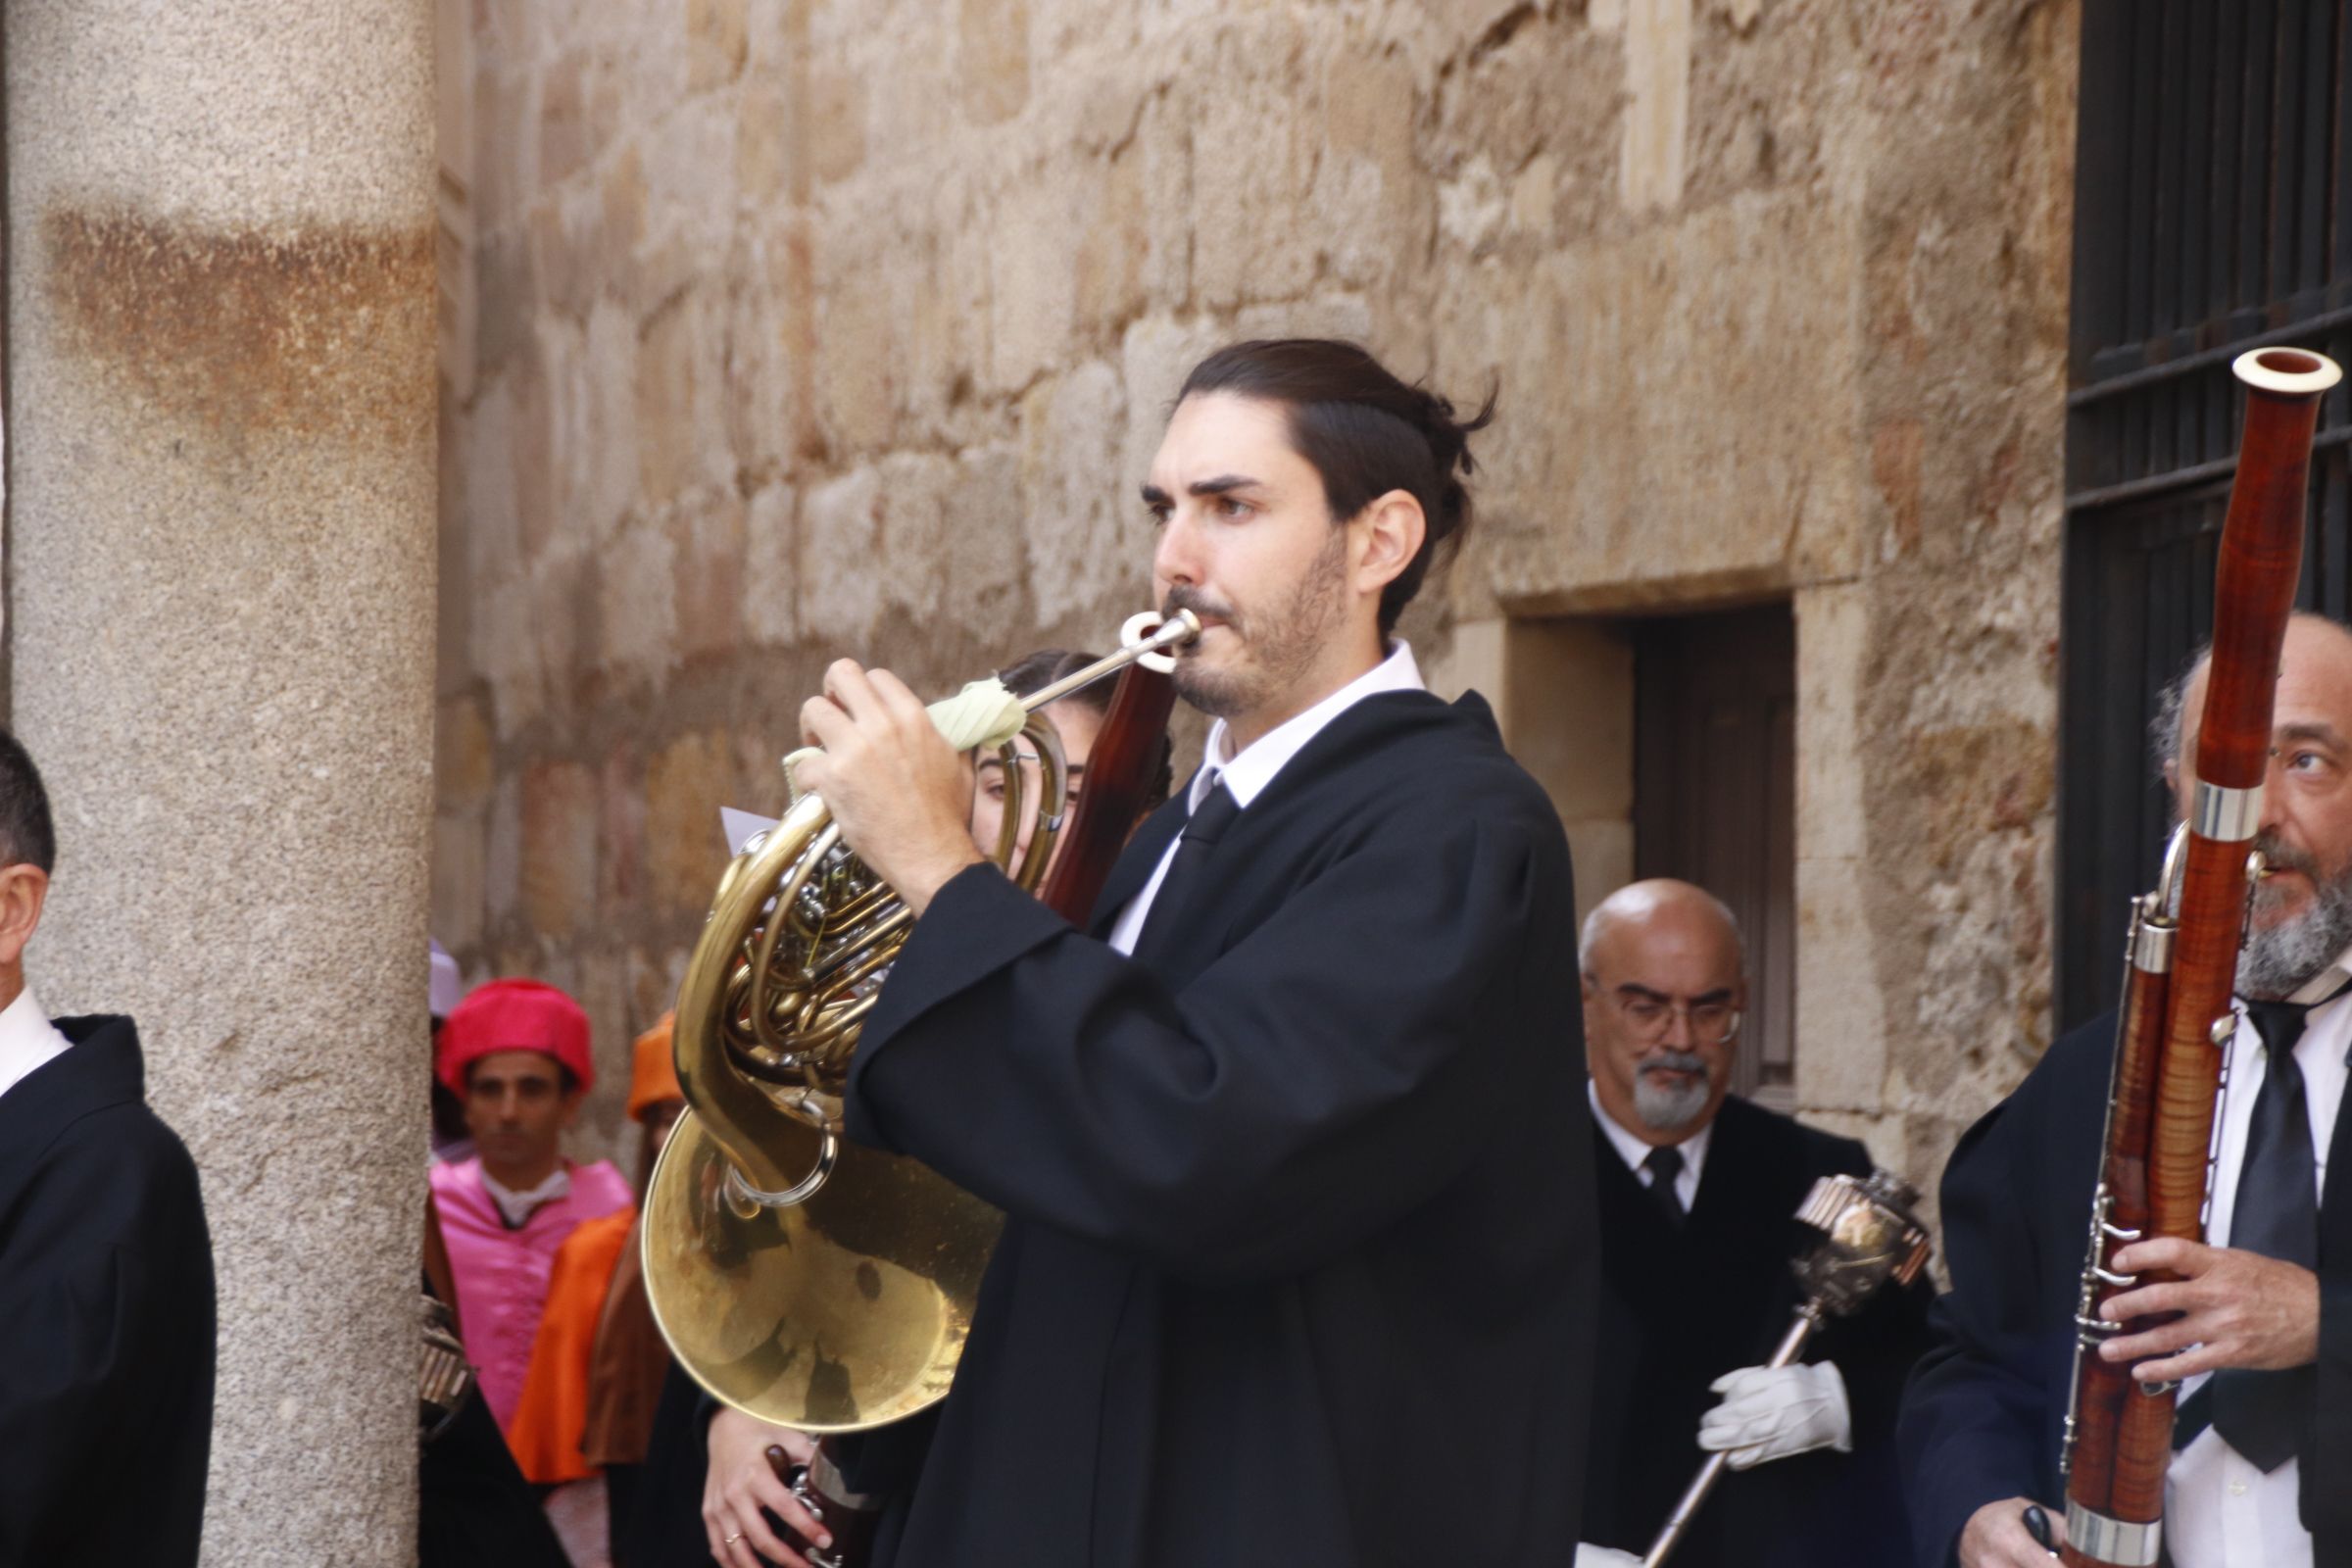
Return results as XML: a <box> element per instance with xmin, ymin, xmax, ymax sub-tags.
<box><xmin>773</xmin><ymin>339</ymin><xmax>1595</xmax><ymax>1568</ymax></box>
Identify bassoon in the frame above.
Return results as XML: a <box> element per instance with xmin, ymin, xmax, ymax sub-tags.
<box><xmin>2058</xmin><ymin>346</ymin><xmax>2342</xmax><ymax>1568</ymax></box>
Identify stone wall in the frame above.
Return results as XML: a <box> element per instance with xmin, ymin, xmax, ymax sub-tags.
<box><xmin>438</xmin><ymin>0</ymin><xmax>2080</xmax><ymax>1200</ymax></box>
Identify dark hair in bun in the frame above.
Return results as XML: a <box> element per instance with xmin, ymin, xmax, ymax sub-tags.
<box><xmin>1177</xmin><ymin>339</ymin><xmax>1494</xmax><ymax>634</ymax></box>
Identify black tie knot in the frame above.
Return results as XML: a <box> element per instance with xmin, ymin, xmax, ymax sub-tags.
<box><xmin>1182</xmin><ymin>780</ymin><xmax>1241</xmax><ymax>848</ymax></box>
<box><xmin>2243</xmin><ymin>998</ymin><xmax>2317</xmax><ymax>1062</ymax></box>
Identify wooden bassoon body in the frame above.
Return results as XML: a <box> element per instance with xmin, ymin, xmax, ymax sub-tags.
<box><xmin>2059</xmin><ymin>346</ymin><xmax>2342</xmax><ymax>1568</ymax></box>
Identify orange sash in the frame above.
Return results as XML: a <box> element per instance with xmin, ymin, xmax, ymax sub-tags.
<box><xmin>506</xmin><ymin>1206</ymin><xmax>635</xmax><ymax>1483</ymax></box>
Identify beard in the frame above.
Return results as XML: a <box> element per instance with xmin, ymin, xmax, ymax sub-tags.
<box><xmin>2239</xmin><ymin>832</ymin><xmax>2352</xmax><ymax>998</ymax></box>
<box><xmin>1631</xmin><ymin>1050</ymin><xmax>1714</xmax><ymax>1133</ymax></box>
<box><xmin>1165</xmin><ymin>526</ymin><xmax>1350</xmax><ymax>721</ymax></box>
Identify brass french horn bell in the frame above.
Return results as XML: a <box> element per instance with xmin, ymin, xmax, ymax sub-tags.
<box><xmin>643</xmin><ymin>611</ymin><xmax>1200</xmax><ymax>1432</ymax></box>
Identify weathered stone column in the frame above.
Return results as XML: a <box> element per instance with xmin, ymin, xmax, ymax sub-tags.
<box><xmin>6</xmin><ymin>5</ymin><xmax>436</xmax><ymax>1563</ymax></box>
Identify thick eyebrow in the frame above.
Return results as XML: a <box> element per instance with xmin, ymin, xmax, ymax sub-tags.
<box><xmin>2278</xmin><ymin>721</ymin><xmax>2347</xmax><ymax>752</ymax></box>
<box><xmin>1140</xmin><ymin>475</ymin><xmax>1265</xmax><ymax>508</ymax></box>
<box><xmin>1614</xmin><ymin>982</ymin><xmax>1736</xmax><ymax>1006</ymax></box>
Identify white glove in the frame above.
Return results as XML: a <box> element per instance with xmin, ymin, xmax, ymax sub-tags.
<box><xmin>1695</xmin><ymin>1360</ymin><xmax>1852</xmax><ymax>1470</ymax></box>
<box><xmin>1573</xmin><ymin>1546</ymin><xmax>1643</xmax><ymax>1568</ymax></box>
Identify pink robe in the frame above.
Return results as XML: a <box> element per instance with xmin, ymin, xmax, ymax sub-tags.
<box><xmin>430</xmin><ymin>1155</ymin><xmax>634</xmax><ymax>1434</ymax></box>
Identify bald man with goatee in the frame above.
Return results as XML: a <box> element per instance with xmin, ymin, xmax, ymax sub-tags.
<box><xmin>1575</xmin><ymin>880</ymin><xmax>1931</xmax><ymax>1568</ymax></box>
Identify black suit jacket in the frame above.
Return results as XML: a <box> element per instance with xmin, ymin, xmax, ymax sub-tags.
<box><xmin>1583</xmin><ymin>1095</ymin><xmax>1933</xmax><ymax>1568</ymax></box>
<box><xmin>840</xmin><ymin>690</ymin><xmax>1595</xmax><ymax>1568</ymax></box>
<box><xmin>0</xmin><ymin>1015</ymin><xmax>215</xmax><ymax>1568</ymax></box>
<box><xmin>1898</xmin><ymin>1012</ymin><xmax>2352</xmax><ymax>1566</ymax></box>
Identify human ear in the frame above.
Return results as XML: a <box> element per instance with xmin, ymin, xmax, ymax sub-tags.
<box><xmin>0</xmin><ymin>864</ymin><xmax>50</xmax><ymax>969</ymax></box>
<box><xmin>1352</xmin><ymin>489</ymin><xmax>1426</xmax><ymax>595</ymax></box>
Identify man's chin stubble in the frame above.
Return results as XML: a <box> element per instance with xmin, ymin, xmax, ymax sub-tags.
<box><xmin>1173</xmin><ymin>661</ymin><xmax>1254</xmax><ymax>720</ymax></box>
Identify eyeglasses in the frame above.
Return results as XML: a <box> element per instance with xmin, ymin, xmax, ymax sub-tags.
<box><xmin>1599</xmin><ymin>988</ymin><xmax>1741</xmax><ymax>1046</ymax></box>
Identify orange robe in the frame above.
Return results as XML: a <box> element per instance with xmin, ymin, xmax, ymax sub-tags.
<box><xmin>580</xmin><ymin>1212</ymin><xmax>672</xmax><ymax>1466</ymax></box>
<box><xmin>506</xmin><ymin>1206</ymin><xmax>635</xmax><ymax>1484</ymax></box>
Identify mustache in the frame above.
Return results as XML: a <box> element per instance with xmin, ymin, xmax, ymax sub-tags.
<box><xmin>2255</xmin><ymin>833</ymin><xmax>2321</xmax><ymax>880</ymax></box>
<box><xmin>1161</xmin><ymin>584</ymin><xmax>1238</xmax><ymax>630</ymax></box>
<box><xmin>1639</xmin><ymin>1051</ymin><xmax>1709</xmax><ymax>1078</ymax></box>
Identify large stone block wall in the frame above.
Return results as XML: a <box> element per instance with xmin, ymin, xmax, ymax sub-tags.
<box><xmin>438</xmin><ymin>0</ymin><xmax>2079</xmax><ymax>1200</ymax></box>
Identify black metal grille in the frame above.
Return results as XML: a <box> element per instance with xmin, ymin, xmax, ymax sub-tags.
<box><xmin>2059</xmin><ymin>0</ymin><xmax>2352</xmax><ymax>1030</ymax></box>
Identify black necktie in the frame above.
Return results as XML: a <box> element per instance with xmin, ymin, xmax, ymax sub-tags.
<box><xmin>1642</xmin><ymin>1146</ymin><xmax>1687</xmax><ymax>1227</ymax></box>
<box><xmin>2176</xmin><ymin>997</ymin><xmax>2326</xmax><ymax>1470</ymax></box>
<box><xmin>1129</xmin><ymin>781</ymin><xmax>1240</xmax><ymax>965</ymax></box>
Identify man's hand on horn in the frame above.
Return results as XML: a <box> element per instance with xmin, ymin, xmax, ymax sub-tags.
<box><xmin>797</xmin><ymin>659</ymin><xmax>985</xmax><ymax>915</ymax></box>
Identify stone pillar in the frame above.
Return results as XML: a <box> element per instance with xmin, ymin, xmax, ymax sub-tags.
<box><xmin>5</xmin><ymin>5</ymin><xmax>436</xmax><ymax>1563</ymax></box>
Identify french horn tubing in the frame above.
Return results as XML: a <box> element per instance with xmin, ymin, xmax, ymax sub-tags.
<box><xmin>644</xmin><ymin>610</ymin><xmax>1200</xmax><ymax>1432</ymax></box>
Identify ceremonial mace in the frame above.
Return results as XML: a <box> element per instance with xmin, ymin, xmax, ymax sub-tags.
<box><xmin>1642</xmin><ymin>1170</ymin><xmax>1934</xmax><ymax>1568</ymax></box>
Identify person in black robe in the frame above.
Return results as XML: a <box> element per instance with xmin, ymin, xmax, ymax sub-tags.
<box><xmin>0</xmin><ymin>729</ymin><xmax>216</xmax><ymax>1568</ymax></box>
<box><xmin>1900</xmin><ymin>616</ymin><xmax>2352</xmax><ymax>1567</ymax></box>
<box><xmin>1573</xmin><ymin>881</ymin><xmax>1931</xmax><ymax>1568</ymax></box>
<box><xmin>747</xmin><ymin>339</ymin><xmax>1594</xmax><ymax>1568</ymax></box>
<box><xmin>417</xmin><ymin>1323</ymin><xmax>573</xmax><ymax>1568</ymax></box>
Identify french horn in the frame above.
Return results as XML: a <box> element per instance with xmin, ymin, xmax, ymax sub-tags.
<box><xmin>644</xmin><ymin>610</ymin><xmax>1200</xmax><ymax>1432</ymax></box>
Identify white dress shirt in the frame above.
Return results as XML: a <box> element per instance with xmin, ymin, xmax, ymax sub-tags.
<box><xmin>478</xmin><ymin>1164</ymin><xmax>575</xmax><ymax>1229</ymax></box>
<box><xmin>0</xmin><ymin>985</ymin><xmax>71</xmax><ymax>1103</ymax></box>
<box><xmin>2166</xmin><ymin>951</ymin><xmax>2352</xmax><ymax>1568</ymax></box>
<box><xmin>1105</xmin><ymin>641</ymin><xmax>1425</xmax><ymax>956</ymax></box>
<box><xmin>1588</xmin><ymin>1078</ymin><xmax>1713</xmax><ymax>1212</ymax></box>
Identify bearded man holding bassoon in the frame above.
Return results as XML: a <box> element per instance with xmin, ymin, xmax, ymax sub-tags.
<box><xmin>1902</xmin><ymin>609</ymin><xmax>2352</xmax><ymax>1567</ymax></box>
<box><xmin>771</xmin><ymin>339</ymin><xmax>1594</xmax><ymax>1568</ymax></box>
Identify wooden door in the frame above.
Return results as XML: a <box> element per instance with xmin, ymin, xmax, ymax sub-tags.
<box><xmin>1632</xmin><ymin>604</ymin><xmax>1796</xmax><ymax>1107</ymax></box>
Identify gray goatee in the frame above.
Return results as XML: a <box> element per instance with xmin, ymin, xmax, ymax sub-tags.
<box><xmin>1632</xmin><ymin>1050</ymin><xmax>1712</xmax><ymax>1133</ymax></box>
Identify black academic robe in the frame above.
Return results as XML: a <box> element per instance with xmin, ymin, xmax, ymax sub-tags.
<box><xmin>610</xmin><ymin>1364</ymin><xmax>725</xmax><ymax>1568</ymax></box>
<box><xmin>418</xmin><ymin>1266</ymin><xmax>572</xmax><ymax>1568</ymax></box>
<box><xmin>0</xmin><ymin>1015</ymin><xmax>215</xmax><ymax>1568</ymax></box>
<box><xmin>1897</xmin><ymin>1013</ymin><xmax>2352</xmax><ymax>1567</ymax></box>
<box><xmin>841</xmin><ymin>689</ymin><xmax>1595</xmax><ymax>1568</ymax></box>
<box><xmin>418</xmin><ymin>1376</ymin><xmax>573</xmax><ymax>1568</ymax></box>
<box><xmin>1582</xmin><ymin>1095</ymin><xmax>1933</xmax><ymax>1568</ymax></box>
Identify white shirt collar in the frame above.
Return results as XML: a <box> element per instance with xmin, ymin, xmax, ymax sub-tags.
<box><xmin>0</xmin><ymin>986</ymin><xmax>72</xmax><ymax>1103</ymax></box>
<box><xmin>479</xmin><ymin>1163</ymin><xmax>573</xmax><ymax>1229</ymax></box>
<box><xmin>1191</xmin><ymin>640</ymin><xmax>1425</xmax><ymax>811</ymax></box>
<box><xmin>1587</xmin><ymin>1078</ymin><xmax>1715</xmax><ymax>1202</ymax></box>
<box><xmin>2284</xmin><ymin>942</ymin><xmax>2352</xmax><ymax>1008</ymax></box>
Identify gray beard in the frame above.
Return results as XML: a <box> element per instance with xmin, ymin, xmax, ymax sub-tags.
<box><xmin>2240</xmin><ymin>853</ymin><xmax>2352</xmax><ymax>999</ymax></box>
<box><xmin>1632</xmin><ymin>1050</ymin><xmax>1712</xmax><ymax>1132</ymax></box>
